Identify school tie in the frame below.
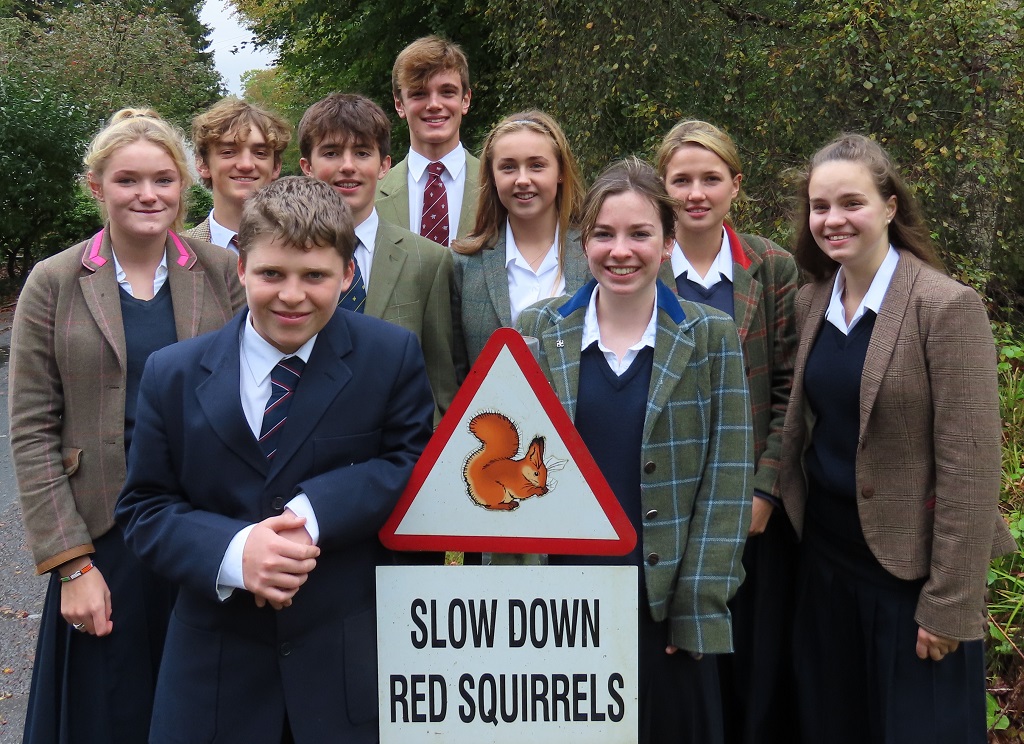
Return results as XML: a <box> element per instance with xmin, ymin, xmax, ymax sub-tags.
<box><xmin>419</xmin><ymin>161</ymin><xmax>450</xmax><ymax>246</ymax></box>
<box><xmin>259</xmin><ymin>357</ymin><xmax>306</xmax><ymax>459</ymax></box>
<box><xmin>338</xmin><ymin>249</ymin><xmax>366</xmax><ymax>313</ymax></box>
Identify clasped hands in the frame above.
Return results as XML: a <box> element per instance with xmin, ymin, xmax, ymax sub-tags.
<box><xmin>242</xmin><ymin>510</ymin><xmax>320</xmax><ymax>610</ymax></box>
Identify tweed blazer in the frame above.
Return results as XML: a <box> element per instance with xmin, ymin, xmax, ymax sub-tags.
<box><xmin>375</xmin><ymin>150</ymin><xmax>481</xmax><ymax>240</ymax></box>
<box><xmin>659</xmin><ymin>226</ymin><xmax>798</xmax><ymax>499</ymax></box>
<box><xmin>182</xmin><ymin>216</ymin><xmax>212</xmax><ymax>244</ymax></box>
<box><xmin>10</xmin><ymin>229</ymin><xmax>245</xmax><ymax>573</ymax></box>
<box><xmin>453</xmin><ymin>228</ymin><xmax>591</xmax><ymax>370</ymax></box>
<box><xmin>517</xmin><ymin>280</ymin><xmax>753</xmax><ymax>653</ymax></box>
<box><xmin>368</xmin><ymin>220</ymin><xmax>459</xmax><ymax>421</ymax></box>
<box><xmin>779</xmin><ymin>250</ymin><xmax>1016</xmax><ymax>640</ymax></box>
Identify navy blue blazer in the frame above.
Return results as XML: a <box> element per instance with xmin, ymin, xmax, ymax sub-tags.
<box><xmin>116</xmin><ymin>308</ymin><xmax>434</xmax><ymax>744</ymax></box>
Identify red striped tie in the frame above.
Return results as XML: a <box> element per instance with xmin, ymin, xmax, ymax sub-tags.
<box><xmin>419</xmin><ymin>161</ymin><xmax>450</xmax><ymax>246</ymax></box>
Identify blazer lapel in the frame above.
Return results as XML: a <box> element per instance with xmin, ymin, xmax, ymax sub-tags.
<box><xmin>458</xmin><ymin>151</ymin><xmax>480</xmax><ymax>238</ymax></box>
<box><xmin>166</xmin><ymin>232</ymin><xmax>206</xmax><ymax>341</ymax></box>
<box><xmin>267</xmin><ymin>313</ymin><xmax>355</xmax><ymax>478</ymax></box>
<box><xmin>859</xmin><ymin>252</ymin><xmax>916</xmax><ymax>435</ymax></box>
<box><xmin>78</xmin><ymin>229</ymin><xmax>126</xmax><ymax>370</ymax></box>
<box><xmin>197</xmin><ymin>316</ymin><xmax>268</xmax><ymax>476</ymax></box>
<box><xmin>536</xmin><ymin>308</ymin><xmax>584</xmax><ymax>421</ymax></box>
<box><xmin>482</xmin><ymin>236</ymin><xmax>514</xmax><ymax>328</ymax></box>
<box><xmin>365</xmin><ymin>224</ymin><xmax>407</xmax><ymax>318</ymax></box>
<box><xmin>730</xmin><ymin>235</ymin><xmax>763</xmax><ymax>344</ymax></box>
<box><xmin>378</xmin><ymin>160</ymin><xmax>411</xmax><ymax>228</ymax></box>
<box><xmin>643</xmin><ymin>288</ymin><xmax>696</xmax><ymax>444</ymax></box>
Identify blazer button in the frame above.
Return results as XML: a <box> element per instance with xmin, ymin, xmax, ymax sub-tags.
<box><xmin>645</xmin><ymin>509</ymin><xmax>658</xmax><ymax>521</ymax></box>
<box><xmin>271</xmin><ymin>496</ymin><xmax>286</xmax><ymax>511</ymax></box>
<box><xmin>861</xmin><ymin>486</ymin><xmax>875</xmax><ymax>500</ymax></box>
<box><xmin>280</xmin><ymin>642</ymin><xmax>292</xmax><ymax>657</ymax></box>
<box><xmin>646</xmin><ymin>553</ymin><xmax>660</xmax><ymax>566</ymax></box>
<box><xmin>643</xmin><ymin>461</ymin><xmax>656</xmax><ymax>474</ymax></box>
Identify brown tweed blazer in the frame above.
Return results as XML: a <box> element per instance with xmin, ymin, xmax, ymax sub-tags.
<box><xmin>10</xmin><ymin>230</ymin><xmax>245</xmax><ymax>573</ymax></box>
<box><xmin>182</xmin><ymin>216</ymin><xmax>212</xmax><ymax>244</ymax></box>
<box><xmin>779</xmin><ymin>250</ymin><xmax>1015</xmax><ymax>640</ymax></box>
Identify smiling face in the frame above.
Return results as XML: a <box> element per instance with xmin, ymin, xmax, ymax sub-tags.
<box><xmin>198</xmin><ymin>125</ymin><xmax>281</xmax><ymax>207</ymax></box>
<box><xmin>239</xmin><ymin>236</ymin><xmax>353</xmax><ymax>354</ymax></box>
<box><xmin>585</xmin><ymin>190</ymin><xmax>673</xmax><ymax>299</ymax></box>
<box><xmin>300</xmin><ymin>135</ymin><xmax>391</xmax><ymax>225</ymax></box>
<box><xmin>394</xmin><ymin>69</ymin><xmax>471</xmax><ymax>160</ymax></box>
<box><xmin>490</xmin><ymin>129</ymin><xmax>561</xmax><ymax>230</ymax></box>
<box><xmin>88</xmin><ymin>140</ymin><xmax>182</xmax><ymax>241</ymax></box>
<box><xmin>662</xmin><ymin>143</ymin><xmax>740</xmax><ymax>239</ymax></box>
<box><xmin>808</xmin><ymin>159</ymin><xmax>896</xmax><ymax>277</ymax></box>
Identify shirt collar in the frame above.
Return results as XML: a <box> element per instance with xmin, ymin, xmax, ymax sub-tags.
<box><xmin>240</xmin><ymin>313</ymin><xmax>318</xmax><ymax>386</ymax></box>
<box><xmin>111</xmin><ymin>246</ymin><xmax>168</xmax><ymax>290</ymax></box>
<box><xmin>354</xmin><ymin>208</ymin><xmax>379</xmax><ymax>255</ymax></box>
<box><xmin>581</xmin><ymin>285</ymin><xmax>658</xmax><ymax>352</ymax></box>
<box><xmin>208</xmin><ymin>209</ymin><xmax>237</xmax><ymax>251</ymax></box>
<box><xmin>825</xmin><ymin>245</ymin><xmax>900</xmax><ymax>333</ymax></box>
<box><xmin>504</xmin><ymin>221</ymin><xmax>560</xmax><ymax>273</ymax></box>
<box><xmin>669</xmin><ymin>228</ymin><xmax>734</xmax><ymax>284</ymax></box>
<box><xmin>408</xmin><ymin>145</ymin><xmax>467</xmax><ymax>182</ymax></box>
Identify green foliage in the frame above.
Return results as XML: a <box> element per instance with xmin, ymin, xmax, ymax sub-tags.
<box><xmin>241</xmin><ymin>67</ymin><xmax>306</xmax><ymax>176</ymax></box>
<box><xmin>0</xmin><ymin>0</ymin><xmax>222</xmax><ymax>128</ymax></box>
<box><xmin>0</xmin><ymin>77</ymin><xmax>95</xmax><ymax>282</ymax></box>
<box><xmin>185</xmin><ymin>184</ymin><xmax>214</xmax><ymax>228</ymax></box>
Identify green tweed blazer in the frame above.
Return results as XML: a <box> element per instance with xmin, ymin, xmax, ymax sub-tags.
<box><xmin>517</xmin><ymin>280</ymin><xmax>753</xmax><ymax>653</ymax></box>
<box><xmin>375</xmin><ymin>150</ymin><xmax>480</xmax><ymax>241</ymax></box>
<box><xmin>659</xmin><ymin>226</ymin><xmax>798</xmax><ymax>500</ymax></box>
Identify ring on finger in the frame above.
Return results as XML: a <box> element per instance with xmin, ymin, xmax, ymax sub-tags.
<box><xmin>72</xmin><ymin>622</ymin><xmax>85</xmax><ymax>631</ymax></box>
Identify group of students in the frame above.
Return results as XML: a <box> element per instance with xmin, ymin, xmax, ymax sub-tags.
<box><xmin>8</xmin><ymin>32</ymin><xmax>1012</xmax><ymax>744</ymax></box>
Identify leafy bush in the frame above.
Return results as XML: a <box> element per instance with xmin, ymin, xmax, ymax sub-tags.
<box><xmin>186</xmin><ymin>184</ymin><xmax>213</xmax><ymax>228</ymax></box>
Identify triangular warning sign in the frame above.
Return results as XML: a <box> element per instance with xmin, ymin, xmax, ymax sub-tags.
<box><xmin>380</xmin><ymin>328</ymin><xmax>637</xmax><ymax>555</ymax></box>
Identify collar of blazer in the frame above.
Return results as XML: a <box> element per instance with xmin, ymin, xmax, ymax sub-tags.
<box><xmin>797</xmin><ymin>248</ymin><xmax>920</xmax><ymax>436</ymax></box>
<box><xmin>196</xmin><ymin>309</ymin><xmax>356</xmax><ymax>478</ymax></box>
<box><xmin>535</xmin><ymin>278</ymin><xmax>695</xmax><ymax>439</ymax></box>
<box><xmin>364</xmin><ymin>221</ymin><xmax>410</xmax><ymax>318</ymax></box>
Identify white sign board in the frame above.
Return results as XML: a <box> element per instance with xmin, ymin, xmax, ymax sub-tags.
<box><xmin>377</xmin><ymin>565</ymin><xmax>639</xmax><ymax>743</ymax></box>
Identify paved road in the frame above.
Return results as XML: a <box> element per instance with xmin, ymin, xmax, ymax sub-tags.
<box><xmin>0</xmin><ymin>306</ymin><xmax>46</xmax><ymax>744</ymax></box>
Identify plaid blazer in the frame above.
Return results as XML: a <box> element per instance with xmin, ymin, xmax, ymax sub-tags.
<box><xmin>182</xmin><ymin>216</ymin><xmax>212</xmax><ymax>244</ymax></box>
<box><xmin>10</xmin><ymin>229</ymin><xmax>245</xmax><ymax>573</ymax></box>
<box><xmin>453</xmin><ymin>228</ymin><xmax>591</xmax><ymax>369</ymax></box>
<box><xmin>517</xmin><ymin>280</ymin><xmax>753</xmax><ymax>653</ymax></box>
<box><xmin>659</xmin><ymin>226</ymin><xmax>798</xmax><ymax>499</ymax></box>
<box><xmin>779</xmin><ymin>250</ymin><xmax>1016</xmax><ymax>640</ymax></box>
<box><xmin>375</xmin><ymin>150</ymin><xmax>481</xmax><ymax>241</ymax></box>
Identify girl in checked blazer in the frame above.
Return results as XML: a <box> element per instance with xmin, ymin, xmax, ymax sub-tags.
<box><xmin>452</xmin><ymin>111</ymin><xmax>589</xmax><ymax>373</ymax></box>
<box><xmin>780</xmin><ymin>133</ymin><xmax>1015</xmax><ymax>744</ymax></box>
<box><xmin>517</xmin><ymin>158</ymin><xmax>752</xmax><ymax>744</ymax></box>
<box><xmin>10</xmin><ymin>109</ymin><xmax>244</xmax><ymax>743</ymax></box>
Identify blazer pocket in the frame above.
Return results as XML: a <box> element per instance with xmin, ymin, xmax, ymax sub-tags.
<box><xmin>344</xmin><ymin>607</ymin><xmax>379</xmax><ymax>726</ymax></box>
<box><xmin>61</xmin><ymin>447</ymin><xmax>83</xmax><ymax>476</ymax></box>
<box><xmin>381</xmin><ymin>300</ymin><xmax>420</xmax><ymax>323</ymax></box>
<box><xmin>313</xmin><ymin>430</ymin><xmax>382</xmax><ymax>472</ymax></box>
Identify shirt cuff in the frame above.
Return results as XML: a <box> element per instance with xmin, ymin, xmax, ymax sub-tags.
<box><xmin>285</xmin><ymin>493</ymin><xmax>319</xmax><ymax>545</ymax></box>
<box><xmin>216</xmin><ymin>524</ymin><xmax>256</xmax><ymax>601</ymax></box>
<box><xmin>753</xmin><ymin>489</ymin><xmax>782</xmax><ymax>509</ymax></box>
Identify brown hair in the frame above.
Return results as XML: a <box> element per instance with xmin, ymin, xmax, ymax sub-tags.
<box><xmin>454</xmin><ymin>111</ymin><xmax>584</xmax><ymax>268</ymax></box>
<box><xmin>792</xmin><ymin>133</ymin><xmax>943</xmax><ymax>280</ymax></box>
<box><xmin>237</xmin><ymin>176</ymin><xmax>355</xmax><ymax>263</ymax></box>
<box><xmin>297</xmin><ymin>93</ymin><xmax>391</xmax><ymax>162</ymax></box>
<box><xmin>579</xmin><ymin>157</ymin><xmax>677</xmax><ymax>246</ymax></box>
<box><xmin>191</xmin><ymin>97</ymin><xmax>292</xmax><ymax>188</ymax></box>
<box><xmin>84</xmin><ymin>108</ymin><xmax>191</xmax><ymax>232</ymax></box>
<box><xmin>392</xmin><ymin>35</ymin><xmax>470</xmax><ymax>99</ymax></box>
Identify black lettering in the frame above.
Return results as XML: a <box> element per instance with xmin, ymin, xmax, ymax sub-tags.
<box><xmin>530</xmin><ymin>598</ymin><xmax>549</xmax><ymax>648</ymax></box>
<box><xmin>583</xmin><ymin>598</ymin><xmax>599</xmax><ymax>647</ymax></box>
<box><xmin>552</xmin><ymin>674</ymin><xmax>570</xmax><ymax>721</ymax></box>
<box><xmin>572</xmin><ymin>674</ymin><xmax>588</xmax><ymax>721</ymax></box>
<box><xmin>550</xmin><ymin>598</ymin><xmax>579</xmax><ymax>647</ymax></box>
<box><xmin>478</xmin><ymin>674</ymin><xmax>498</xmax><ymax>726</ymax></box>
<box><xmin>411</xmin><ymin>674</ymin><xmax>426</xmax><ymax>722</ymax></box>
<box><xmin>607</xmin><ymin>673</ymin><xmax>625</xmax><ymax>722</ymax></box>
<box><xmin>459</xmin><ymin>673</ymin><xmax>475</xmax><ymax>722</ymax></box>
<box><xmin>590</xmin><ymin>673</ymin><xmax>606</xmax><ymax>721</ymax></box>
<box><xmin>531</xmin><ymin>674</ymin><xmax>550</xmax><ymax>721</ymax></box>
<box><xmin>499</xmin><ymin>672</ymin><xmax>519</xmax><ymax>722</ymax></box>
<box><xmin>410</xmin><ymin>599</ymin><xmax>427</xmax><ymax>649</ymax></box>
<box><xmin>390</xmin><ymin>675</ymin><xmax>409</xmax><ymax>722</ymax></box>
<box><xmin>509</xmin><ymin>599</ymin><xmax>526</xmax><ymax>647</ymax></box>
<box><xmin>448</xmin><ymin>599</ymin><xmax>466</xmax><ymax>649</ymax></box>
<box><xmin>429</xmin><ymin>599</ymin><xmax>446</xmax><ymax>648</ymax></box>
<box><xmin>429</xmin><ymin>674</ymin><xmax>447</xmax><ymax>722</ymax></box>
<box><xmin>470</xmin><ymin>599</ymin><xmax>498</xmax><ymax>647</ymax></box>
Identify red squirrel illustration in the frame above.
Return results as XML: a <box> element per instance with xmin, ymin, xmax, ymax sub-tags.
<box><xmin>463</xmin><ymin>412</ymin><xmax>565</xmax><ymax>511</ymax></box>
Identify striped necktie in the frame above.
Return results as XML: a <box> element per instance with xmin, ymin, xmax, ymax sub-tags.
<box><xmin>338</xmin><ymin>249</ymin><xmax>367</xmax><ymax>313</ymax></box>
<box><xmin>259</xmin><ymin>357</ymin><xmax>305</xmax><ymax>459</ymax></box>
<box><xmin>419</xmin><ymin>161</ymin><xmax>450</xmax><ymax>246</ymax></box>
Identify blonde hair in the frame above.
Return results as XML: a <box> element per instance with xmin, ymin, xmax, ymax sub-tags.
<box><xmin>655</xmin><ymin>120</ymin><xmax>745</xmax><ymax>223</ymax></box>
<box><xmin>237</xmin><ymin>176</ymin><xmax>355</xmax><ymax>263</ymax></box>
<box><xmin>84</xmin><ymin>108</ymin><xmax>192</xmax><ymax>232</ymax></box>
<box><xmin>454</xmin><ymin>110</ymin><xmax>584</xmax><ymax>270</ymax></box>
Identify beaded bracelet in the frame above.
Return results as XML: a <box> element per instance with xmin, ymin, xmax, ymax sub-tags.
<box><xmin>59</xmin><ymin>562</ymin><xmax>95</xmax><ymax>583</ymax></box>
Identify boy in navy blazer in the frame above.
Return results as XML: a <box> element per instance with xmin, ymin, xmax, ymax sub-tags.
<box><xmin>116</xmin><ymin>176</ymin><xmax>435</xmax><ymax>743</ymax></box>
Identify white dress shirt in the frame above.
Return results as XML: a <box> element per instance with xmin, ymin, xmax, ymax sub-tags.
<box><xmin>111</xmin><ymin>248</ymin><xmax>168</xmax><ymax>298</ymax></box>
<box><xmin>353</xmin><ymin>209</ymin><xmax>380</xmax><ymax>288</ymax></box>
<box><xmin>505</xmin><ymin>222</ymin><xmax>565</xmax><ymax>324</ymax></box>
<box><xmin>406</xmin><ymin>146</ymin><xmax>467</xmax><ymax>238</ymax></box>
<box><xmin>825</xmin><ymin>245</ymin><xmax>899</xmax><ymax>334</ymax></box>
<box><xmin>208</xmin><ymin>209</ymin><xmax>238</xmax><ymax>253</ymax></box>
<box><xmin>669</xmin><ymin>229</ymin><xmax>733</xmax><ymax>288</ymax></box>
<box><xmin>581</xmin><ymin>285</ymin><xmax>658</xmax><ymax>375</ymax></box>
